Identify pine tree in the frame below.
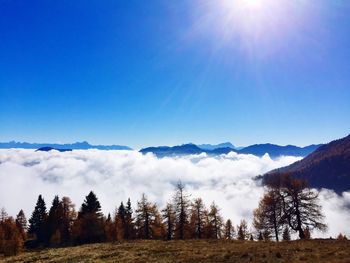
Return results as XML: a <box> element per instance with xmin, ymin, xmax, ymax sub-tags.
<box><xmin>282</xmin><ymin>226</ymin><xmax>291</xmax><ymax>241</ymax></box>
<box><xmin>28</xmin><ymin>195</ymin><xmax>47</xmax><ymax>243</ymax></box>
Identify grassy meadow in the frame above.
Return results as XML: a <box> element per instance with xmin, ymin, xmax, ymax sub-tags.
<box><xmin>2</xmin><ymin>239</ymin><xmax>350</xmax><ymax>263</ymax></box>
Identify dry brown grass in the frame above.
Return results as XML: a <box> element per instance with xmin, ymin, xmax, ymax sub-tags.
<box><xmin>1</xmin><ymin>239</ymin><xmax>350</xmax><ymax>263</ymax></box>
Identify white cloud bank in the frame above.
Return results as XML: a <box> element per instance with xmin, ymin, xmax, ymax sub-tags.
<box><xmin>0</xmin><ymin>149</ymin><xmax>349</xmax><ymax>238</ymax></box>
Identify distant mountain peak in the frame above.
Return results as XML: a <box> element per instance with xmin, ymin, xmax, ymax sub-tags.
<box><xmin>0</xmin><ymin>141</ymin><xmax>132</xmax><ymax>151</ymax></box>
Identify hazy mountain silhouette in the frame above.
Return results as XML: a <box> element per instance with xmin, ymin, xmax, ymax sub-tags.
<box><xmin>140</xmin><ymin>144</ymin><xmax>236</xmax><ymax>157</ymax></box>
<box><xmin>263</xmin><ymin>134</ymin><xmax>350</xmax><ymax>193</ymax></box>
<box><xmin>36</xmin><ymin>147</ymin><xmax>72</xmax><ymax>152</ymax></box>
<box><xmin>140</xmin><ymin>143</ymin><xmax>320</xmax><ymax>158</ymax></box>
<box><xmin>0</xmin><ymin>141</ymin><xmax>132</xmax><ymax>150</ymax></box>
<box><xmin>197</xmin><ymin>142</ymin><xmax>236</xmax><ymax>150</ymax></box>
<box><xmin>239</xmin><ymin>144</ymin><xmax>321</xmax><ymax>158</ymax></box>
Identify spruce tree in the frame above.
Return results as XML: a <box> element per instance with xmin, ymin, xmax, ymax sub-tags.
<box><xmin>47</xmin><ymin>195</ymin><xmax>63</xmax><ymax>245</ymax></box>
<box><xmin>116</xmin><ymin>202</ymin><xmax>126</xmax><ymax>239</ymax></box>
<box><xmin>125</xmin><ymin>198</ymin><xmax>134</xmax><ymax>239</ymax></box>
<box><xmin>79</xmin><ymin>191</ymin><xmax>102</xmax><ymax>218</ymax></box>
<box><xmin>28</xmin><ymin>195</ymin><xmax>47</xmax><ymax>243</ymax></box>
<box><xmin>75</xmin><ymin>191</ymin><xmax>105</xmax><ymax>244</ymax></box>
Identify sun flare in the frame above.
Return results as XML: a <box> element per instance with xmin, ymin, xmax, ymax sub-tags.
<box><xmin>222</xmin><ymin>0</ymin><xmax>264</xmax><ymax>13</ymax></box>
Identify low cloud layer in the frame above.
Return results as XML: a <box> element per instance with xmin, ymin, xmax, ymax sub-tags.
<box><xmin>0</xmin><ymin>149</ymin><xmax>349</xmax><ymax>238</ymax></box>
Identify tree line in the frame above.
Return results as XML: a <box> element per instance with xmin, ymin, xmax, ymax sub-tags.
<box><xmin>0</xmin><ymin>174</ymin><xmax>333</xmax><ymax>256</ymax></box>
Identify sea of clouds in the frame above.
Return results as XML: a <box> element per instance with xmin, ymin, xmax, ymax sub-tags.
<box><xmin>0</xmin><ymin>149</ymin><xmax>349</xmax><ymax>238</ymax></box>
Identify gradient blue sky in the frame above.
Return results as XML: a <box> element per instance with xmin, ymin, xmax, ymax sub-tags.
<box><xmin>0</xmin><ymin>0</ymin><xmax>350</xmax><ymax>148</ymax></box>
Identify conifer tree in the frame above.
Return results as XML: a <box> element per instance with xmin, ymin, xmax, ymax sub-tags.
<box><xmin>28</xmin><ymin>195</ymin><xmax>47</xmax><ymax>243</ymax></box>
<box><xmin>47</xmin><ymin>195</ymin><xmax>62</xmax><ymax>245</ymax></box>
<box><xmin>208</xmin><ymin>202</ymin><xmax>223</xmax><ymax>239</ymax></box>
<box><xmin>116</xmin><ymin>202</ymin><xmax>126</xmax><ymax>240</ymax></box>
<box><xmin>16</xmin><ymin>210</ymin><xmax>27</xmax><ymax>240</ymax></box>
<box><xmin>282</xmin><ymin>226</ymin><xmax>291</xmax><ymax>241</ymax></box>
<box><xmin>237</xmin><ymin>219</ymin><xmax>249</xmax><ymax>240</ymax></box>
<box><xmin>0</xmin><ymin>216</ymin><xmax>24</xmax><ymax>256</ymax></box>
<box><xmin>0</xmin><ymin>208</ymin><xmax>8</xmax><ymax>222</ymax></box>
<box><xmin>135</xmin><ymin>194</ymin><xmax>154</xmax><ymax>239</ymax></box>
<box><xmin>74</xmin><ymin>191</ymin><xmax>105</xmax><ymax>244</ymax></box>
<box><xmin>125</xmin><ymin>198</ymin><xmax>134</xmax><ymax>239</ymax></box>
<box><xmin>60</xmin><ymin>196</ymin><xmax>76</xmax><ymax>244</ymax></box>
<box><xmin>253</xmin><ymin>189</ymin><xmax>284</xmax><ymax>241</ymax></box>
<box><xmin>173</xmin><ymin>181</ymin><xmax>190</xmax><ymax>239</ymax></box>
<box><xmin>162</xmin><ymin>203</ymin><xmax>175</xmax><ymax>240</ymax></box>
<box><xmin>224</xmin><ymin>219</ymin><xmax>235</xmax><ymax>239</ymax></box>
<box><xmin>268</xmin><ymin>174</ymin><xmax>327</xmax><ymax>239</ymax></box>
<box><xmin>190</xmin><ymin>198</ymin><xmax>206</xmax><ymax>239</ymax></box>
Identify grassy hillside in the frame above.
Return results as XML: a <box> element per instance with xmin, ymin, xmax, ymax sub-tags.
<box><xmin>2</xmin><ymin>239</ymin><xmax>350</xmax><ymax>263</ymax></box>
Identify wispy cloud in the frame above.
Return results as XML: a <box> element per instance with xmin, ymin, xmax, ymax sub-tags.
<box><xmin>0</xmin><ymin>149</ymin><xmax>349</xmax><ymax>237</ymax></box>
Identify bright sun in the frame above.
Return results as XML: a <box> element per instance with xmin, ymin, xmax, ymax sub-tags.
<box><xmin>223</xmin><ymin>0</ymin><xmax>264</xmax><ymax>12</ymax></box>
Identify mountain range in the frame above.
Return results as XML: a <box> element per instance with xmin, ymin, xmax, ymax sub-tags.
<box><xmin>140</xmin><ymin>143</ymin><xmax>321</xmax><ymax>158</ymax></box>
<box><xmin>263</xmin><ymin>134</ymin><xmax>350</xmax><ymax>193</ymax></box>
<box><xmin>0</xmin><ymin>140</ymin><xmax>323</xmax><ymax>159</ymax></box>
<box><xmin>0</xmin><ymin>141</ymin><xmax>132</xmax><ymax>151</ymax></box>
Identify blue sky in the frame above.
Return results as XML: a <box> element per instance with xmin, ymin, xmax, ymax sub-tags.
<box><xmin>0</xmin><ymin>0</ymin><xmax>350</xmax><ymax>148</ymax></box>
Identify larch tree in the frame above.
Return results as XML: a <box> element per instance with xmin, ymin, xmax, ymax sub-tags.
<box><xmin>237</xmin><ymin>219</ymin><xmax>249</xmax><ymax>240</ymax></box>
<box><xmin>0</xmin><ymin>216</ymin><xmax>24</xmax><ymax>256</ymax></box>
<box><xmin>190</xmin><ymin>198</ymin><xmax>206</xmax><ymax>239</ymax></box>
<box><xmin>208</xmin><ymin>202</ymin><xmax>223</xmax><ymax>239</ymax></box>
<box><xmin>135</xmin><ymin>194</ymin><xmax>161</xmax><ymax>239</ymax></box>
<box><xmin>173</xmin><ymin>181</ymin><xmax>190</xmax><ymax>239</ymax></box>
<box><xmin>224</xmin><ymin>219</ymin><xmax>235</xmax><ymax>240</ymax></box>
<box><xmin>15</xmin><ymin>210</ymin><xmax>27</xmax><ymax>240</ymax></box>
<box><xmin>60</xmin><ymin>196</ymin><xmax>76</xmax><ymax>244</ymax></box>
<box><xmin>282</xmin><ymin>226</ymin><xmax>291</xmax><ymax>241</ymax></box>
<box><xmin>278</xmin><ymin>174</ymin><xmax>327</xmax><ymax>239</ymax></box>
<box><xmin>162</xmin><ymin>202</ymin><xmax>175</xmax><ymax>240</ymax></box>
<box><xmin>253</xmin><ymin>189</ymin><xmax>284</xmax><ymax>241</ymax></box>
